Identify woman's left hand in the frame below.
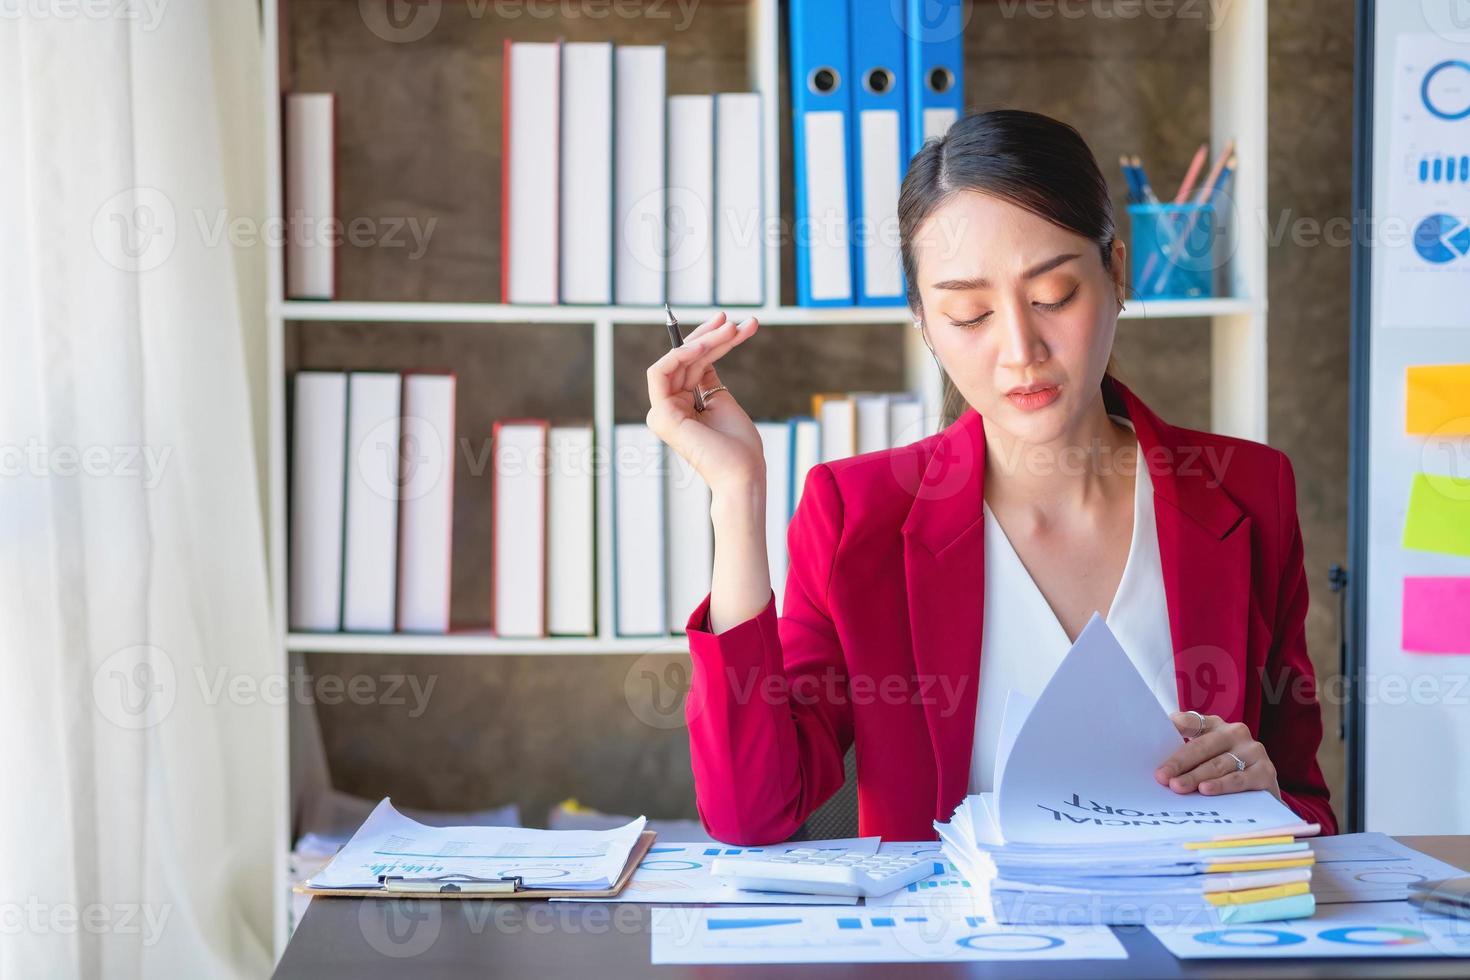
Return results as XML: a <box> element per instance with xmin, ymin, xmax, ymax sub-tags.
<box><xmin>1155</xmin><ymin>712</ymin><xmax>1282</xmax><ymax>801</ymax></box>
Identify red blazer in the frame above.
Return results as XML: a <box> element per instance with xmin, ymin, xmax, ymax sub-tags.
<box><xmin>683</xmin><ymin>377</ymin><xmax>1337</xmax><ymax>844</ymax></box>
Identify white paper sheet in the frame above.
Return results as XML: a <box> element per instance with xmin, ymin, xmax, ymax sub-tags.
<box><xmin>1147</xmin><ymin>901</ymin><xmax>1470</xmax><ymax>959</ymax></box>
<box><xmin>650</xmin><ymin>906</ymin><xmax>1127</xmax><ymax>964</ymax></box>
<box><xmin>1311</xmin><ymin>833</ymin><xmax>1470</xmax><ymax>904</ymax></box>
<box><xmin>306</xmin><ymin>798</ymin><xmax>645</xmax><ymax>891</ymax></box>
<box><xmin>551</xmin><ymin>839</ymin><xmax>877</xmax><ymax>904</ymax></box>
<box><xmin>993</xmin><ymin>613</ymin><xmax>1300</xmax><ymax>845</ymax></box>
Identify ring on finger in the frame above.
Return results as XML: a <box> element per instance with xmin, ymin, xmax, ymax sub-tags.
<box><xmin>1185</xmin><ymin>710</ymin><xmax>1207</xmax><ymax>739</ymax></box>
<box><xmin>1225</xmin><ymin>751</ymin><xmax>1246</xmax><ymax>773</ymax></box>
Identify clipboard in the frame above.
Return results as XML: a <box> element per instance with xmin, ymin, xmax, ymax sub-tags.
<box><xmin>294</xmin><ymin>830</ymin><xmax>657</xmax><ymax>900</ymax></box>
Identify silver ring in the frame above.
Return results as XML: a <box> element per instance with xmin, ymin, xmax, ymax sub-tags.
<box><xmin>697</xmin><ymin>384</ymin><xmax>728</xmax><ymax>404</ymax></box>
<box><xmin>1185</xmin><ymin>710</ymin><xmax>1207</xmax><ymax>739</ymax></box>
<box><xmin>1226</xmin><ymin>751</ymin><xmax>1246</xmax><ymax>773</ymax></box>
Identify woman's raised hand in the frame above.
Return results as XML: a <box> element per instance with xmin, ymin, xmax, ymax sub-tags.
<box><xmin>645</xmin><ymin>312</ymin><xmax>764</xmax><ymax>495</ymax></box>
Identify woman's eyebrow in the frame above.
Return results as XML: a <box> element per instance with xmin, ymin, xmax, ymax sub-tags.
<box><xmin>929</xmin><ymin>252</ymin><xmax>1082</xmax><ymax>291</ymax></box>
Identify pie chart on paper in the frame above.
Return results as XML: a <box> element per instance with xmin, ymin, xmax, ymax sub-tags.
<box><xmin>1412</xmin><ymin>213</ymin><xmax>1470</xmax><ymax>263</ymax></box>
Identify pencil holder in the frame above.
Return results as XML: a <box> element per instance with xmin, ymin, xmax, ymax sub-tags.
<box><xmin>1128</xmin><ymin>203</ymin><xmax>1220</xmax><ymax>301</ymax></box>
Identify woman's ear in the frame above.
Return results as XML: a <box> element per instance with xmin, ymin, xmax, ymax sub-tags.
<box><xmin>1111</xmin><ymin>238</ymin><xmax>1127</xmax><ymax>308</ymax></box>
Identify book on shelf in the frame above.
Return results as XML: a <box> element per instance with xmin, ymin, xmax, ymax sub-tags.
<box><xmin>289</xmin><ymin>371</ymin><xmax>348</xmax><ymax>631</ymax></box>
<box><xmin>755</xmin><ymin>421</ymin><xmax>792</xmax><ymax>615</ymax></box>
<box><xmin>491</xmin><ymin>419</ymin><xmax>550</xmax><ymax>638</ymax></box>
<box><xmin>666</xmin><ymin>94</ymin><xmax>715</xmax><ymax>307</ymax></box>
<box><xmin>396</xmin><ymin>373</ymin><xmax>456</xmax><ymax>634</ymax></box>
<box><xmin>547</xmin><ymin>423</ymin><xmax>596</xmax><ymax>636</ymax></box>
<box><xmin>613</xmin><ymin>45</ymin><xmax>666</xmax><ymax>306</ymax></box>
<box><xmin>666</xmin><ymin>449</ymin><xmax>713</xmax><ymax>635</ymax></box>
<box><xmin>715</xmin><ymin>93</ymin><xmax>764</xmax><ymax>306</ymax></box>
<box><xmin>613</xmin><ymin>423</ymin><xmax>667</xmax><ymax>636</ymax></box>
<box><xmin>502</xmin><ymin>40</ymin><xmax>561</xmax><ymax>305</ymax></box>
<box><xmin>560</xmin><ymin>42</ymin><xmax>613</xmax><ymax>306</ymax></box>
<box><xmin>342</xmin><ymin>373</ymin><xmax>402</xmax><ymax>632</ymax></box>
<box><xmin>283</xmin><ymin>92</ymin><xmax>336</xmax><ymax>300</ymax></box>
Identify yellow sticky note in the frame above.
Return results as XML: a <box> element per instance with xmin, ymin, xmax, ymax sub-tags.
<box><xmin>1407</xmin><ymin>364</ymin><xmax>1470</xmax><ymax>435</ymax></box>
<box><xmin>1403</xmin><ymin>473</ymin><xmax>1470</xmax><ymax>558</ymax></box>
<box><xmin>1203</xmin><ymin>857</ymin><xmax>1315</xmax><ymax>873</ymax></box>
<box><xmin>1184</xmin><ymin>836</ymin><xmax>1294</xmax><ymax>850</ymax></box>
<box><xmin>1205</xmin><ymin>881</ymin><xmax>1311</xmax><ymax>907</ymax></box>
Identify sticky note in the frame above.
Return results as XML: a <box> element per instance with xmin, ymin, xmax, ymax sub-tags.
<box><xmin>1406</xmin><ymin>364</ymin><xmax>1470</xmax><ymax>435</ymax></box>
<box><xmin>1403</xmin><ymin>577</ymin><xmax>1470</xmax><ymax>654</ymax></box>
<box><xmin>1402</xmin><ymin>473</ymin><xmax>1470</xmax><ymax>557</ymax></box>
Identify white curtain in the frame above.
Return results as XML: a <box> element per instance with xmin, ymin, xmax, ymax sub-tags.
<box><xmin>0</xmin><ymin>3</ymin><xmax>279</xmax><ymax>977</ymax></box>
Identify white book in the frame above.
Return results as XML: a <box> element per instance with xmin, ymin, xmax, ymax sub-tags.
<box><xmin>547</xmin><ymin>424</ymin><xmax>596</xmax><ymax>636</ymax></box>
<box><xmin>666</xmin><ymin>94</ymin><xmax>714</xmax><ymax>307</ymax></box>
<box><xmin>715</xmin><ymin>93</ymin><xmax>764</xmax><ymax>305</ymax></box>
<box><xmin>888</xmin><ymin>393</ymin><xmax>923</xmax><ymax>448</ymax></box>
<box><xmin>504</xmin><ymin>41</ymin><xmax>560</xmax><ymax>304</ymax></box>
<box><xmin>665</xmin><ymin>450</ymin><xmax>712</xmax><ymax>633</ymax></box>
<box><xmin>492</xmin><ymin>420</ymin><xmax>548</xmax><ymax>637</ymax></box>
<box><xmin>817</xmin><ymin>396</ymin><xmax>856</xmax><ymax>462</ymax></box>
<box><xmin>289</xmin><ymin>372</ymin><xmax>348</xmax><ymax>631</ymax></box>
<box><xmin>790</xmin><ymin>417</ymin><xmax>820</xmax><ymax>514</ymax></box>
<box><xmin>560</xmin><ymin>43</ymin><xmax>613</xmax><ymax>305</ymax></box>
<box><xmin>342</xmin><ymin>373</ymin><xmax>402</xmax><ymax>631</ymax></box>
<box><xmin>613</xmin><ymin>46</ymin><xmax>666</xmax><ymax>305</ymax></box>
<box><xmin>614</xmin><ymin>424</ymin><xmax>666</xmax><ymax>636</ymax></box>
<box><xmin>756</xmin><ymin>422</ymin><xmax>792</xmax><ymax>615</ymax></box>
<box><xmin>854</xmin><ymin>393</ymin><xmax>891</xmax><ymax>454</ymax></box>
<box><xmin>396</xmin><ymin>374</ymin><xmax>456</xmax><ymax>633</ymax></box>
<box><xmin>284</xmin><ymin>93</ymin><xmax>335</xmax><ymax>300</ymax></box>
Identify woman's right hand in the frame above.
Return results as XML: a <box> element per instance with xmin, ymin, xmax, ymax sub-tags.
<box><xmin>645</xmin><ymin>311</ymin><xmax>763</xmax><ymax>495</ymax></box>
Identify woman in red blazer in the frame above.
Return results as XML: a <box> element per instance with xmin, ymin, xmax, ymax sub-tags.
<box><xmin>645</xmin><ymin>110</ymin><xmax>1335</xmax><ymax>845</ymax></box>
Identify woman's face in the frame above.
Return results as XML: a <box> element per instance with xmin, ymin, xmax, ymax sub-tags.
<box><xmin>911</xmin><ymin>190</ymin><xmax>1126</xmax><ymax>446</ymax></box>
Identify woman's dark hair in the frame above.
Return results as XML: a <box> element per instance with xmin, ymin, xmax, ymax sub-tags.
<box><xmin>899</xmin><ymin>110</ymin><xmax>1122</xmax><ymax>424</ymax></box>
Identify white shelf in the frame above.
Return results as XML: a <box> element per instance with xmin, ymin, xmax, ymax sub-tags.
<box><xmin>276</xmin><ymin>296</ymin><xmax>1263</xmax><ymax>326</ymax></box>
<box><xmin>287</xmin><ymin>631</ymin><xmax>691</xmax><ymax>655</ymax></box>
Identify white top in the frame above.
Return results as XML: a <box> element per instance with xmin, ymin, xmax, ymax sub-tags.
<box><xmin>968</xmin><ymin>416</ymin><xmax>1178</xmax><ymax>795</ymax></box>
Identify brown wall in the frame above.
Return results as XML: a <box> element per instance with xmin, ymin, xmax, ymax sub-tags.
<box><xmin>292</xmin><ymin>0</ymin><xmax>1352</xmax><ymax>828</ymax></box>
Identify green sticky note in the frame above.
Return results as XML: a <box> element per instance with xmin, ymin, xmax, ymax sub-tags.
<box><xmin>1403</xmin><ymin>473</ymin><xmax>1470</xmax><ymax>558</ymax></box>
<box><xmin>1218</xmin><ymin>892</ymin><xmax>1316</xmax><ymax>925</ymax></box>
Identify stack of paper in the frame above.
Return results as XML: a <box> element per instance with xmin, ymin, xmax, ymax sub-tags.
<box><xmin>936</xmin><ymin>614</ymin><xmax>1319</xmax><ymax>926</ymax></box>
<box><xmin>307</xmin><ymin>798</ymin><xmax>645</xmax><ymax>892</ymax></box>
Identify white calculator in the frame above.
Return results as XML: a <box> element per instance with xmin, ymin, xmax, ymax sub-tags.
<box><xmin>709</xmin><ymin>848</ymin><xmax>936</xmax><ymax>898</ymax></box>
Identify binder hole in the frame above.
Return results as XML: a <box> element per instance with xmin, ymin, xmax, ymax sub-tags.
<box><xmin>864</xmin><ymin>68</ymin><xmax>894</xmax><ymax>96</ymax></box>
<box><xmin>808</xmin><ymin>67</ymin><xmax>840</xmax><ymax>95</ymax></box>
<box><xmin>927</xmin><ymin>67</ymin><xmax>954</xmax><ymax>95</ymax></box>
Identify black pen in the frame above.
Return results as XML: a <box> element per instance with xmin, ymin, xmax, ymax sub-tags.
<box><xmin>664</xmin><ymin>303</ymin><xmax>707</xmax><ymax>412</ymax></box>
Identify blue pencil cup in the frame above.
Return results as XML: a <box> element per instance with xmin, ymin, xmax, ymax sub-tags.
<box><xmin>1128</xmin><ymin>203</ymin><xmax>1220</xmax><ymax>300</ymax></box>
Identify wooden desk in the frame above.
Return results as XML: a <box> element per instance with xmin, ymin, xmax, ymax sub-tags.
<box><xmin>273</xmin><ymin>836</ymin><xmax>1470</xmax><ymax>979</ymax></box>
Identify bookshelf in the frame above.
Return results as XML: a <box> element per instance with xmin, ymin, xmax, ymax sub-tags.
<box><xmin>261</xmin><ymin>0</ymin><xmax>1270</xmax><ymax>954</ymax></box>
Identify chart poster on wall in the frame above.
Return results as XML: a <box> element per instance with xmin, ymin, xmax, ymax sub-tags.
<box><xmin>1379</xmin><ymin>32</ymin><xmax>1470</xmax><ymax>329</ymax></box>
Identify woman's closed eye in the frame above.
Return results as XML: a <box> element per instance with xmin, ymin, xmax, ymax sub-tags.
<box><xmin>1034</xmin><ymin>283</ymin><xmax>1080</xmax><ymax>313</ymax></box>
<box><xmin>947</xmin><ymin>284</ymin><xmax>1081</xmax><ymax>329</ymax></box>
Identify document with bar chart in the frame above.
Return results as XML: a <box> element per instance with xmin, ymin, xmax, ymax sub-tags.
<box><xmin>1379</xmin><ymin>33</ymin><xmax>1470</xmax><ymax>328</ymax></box>
<box><xmin>650</xmin><ymin>907</ymin><xmax>1125</xmax><ymax>964</ymax></box>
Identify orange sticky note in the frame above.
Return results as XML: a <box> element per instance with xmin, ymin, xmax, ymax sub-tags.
<box><xmin>1406</xmin><ymin>364</ymin><xmax>1470</xmax><ymax>435</ymax></box>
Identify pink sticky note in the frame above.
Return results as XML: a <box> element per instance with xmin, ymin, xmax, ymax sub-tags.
<box><xmin>1402</xmin><ymin>577</ymin><xmax>1470</xmax><ymax>654</ymax></box>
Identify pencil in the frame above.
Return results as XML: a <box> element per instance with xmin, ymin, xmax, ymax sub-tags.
<box><xmin>1173</xmin><ymin>142</ymin><xmax>1209</xmax><ymax>204</ymax></box>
